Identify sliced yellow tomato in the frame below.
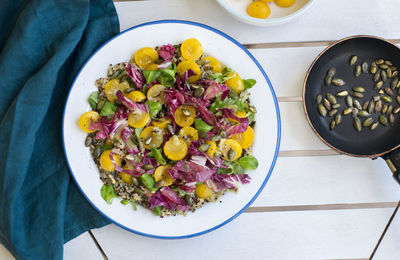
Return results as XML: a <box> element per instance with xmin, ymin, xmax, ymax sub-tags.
<box><xmin>78</xmin><ymin>111</ymin><xmax>100</xmax><ymax>133</ymax></box>
<box><xmin>153</xmin><ymin>165</ymin><xmax>175</xmax><ymax>186</ymax></box>
<box><xmin>230</xmin><ymin>110</ymin><xmax>247</xmax><ymax>123</ymax></box>
<box><xmin>181</xmin><ymin>38</ymin><xmax>203</xmax><ymax>60</ymax></box>
<box><xmin>126</xmin><ymin>90</ymin><xmax>146</xmax><ymax>103</ymax></box>
<box><xmin>247</xmin><ymin>1</ymin><xmax>271</xmax><ymax>19</ymax></box>
<box><xmin>225</xmin><ymin>72</ymin><xmax>244</xmax><ymax>94</ymax></box>
<box><xmin>146</xmin><ymin>63</ymin><xmax>159</xmax><ymax>71</ymax></box>
<box><xmin>151</xmin><ymin>117</ymin><xmax>172</xmax><ymax>129</ymax></box>
<box><xmin>147</xmin><ymin>84</ymin><xmax>165</xmax><ymax>105</ymax></box>
<box><xmin>230</xmin><ymin>126</ymin><xmax>255</xmax><ymax>149</ymax></box>
<box><xmin>195</xmin><ymin>183</ymin><xmax>213</xmax><ymax>199</ymax></box>
<box><xmin>178</xmin><ymin>126</ymin><xmax>198</xmax><ymax>143</ymax></box>
<box><xmin>219</xmin><ymin>139</ymin><xmax>242</xmax><ymax>161</ymax></box>
<box><xmin>205</xmin><ymin>140</ymin><xmax>217</xmax><ymax>158</ymax></box>
<box><xmin>163</xmin><ymin>135</ymin><xmax>188</xmax><ymax>161</ymax></box>
<box><xmin>202</xmin><ymin>56</ymin><xmax>223</xmax><ymax>73</ymax></box>
<box><xmin>275</xmin><ymin>0</ymin><xmax>295</xmax><ymax>7</ymax></box>
<box><xmin>174</xmin><ymin>105</ymin><xmax>196</xmax><ymax>127</ymax></box>
<box><xmin>134</xmin><ymin>47</ymin><xmax>159</xmax><ymax>69</ymax></box>
<box><xmin>100</xmin><ymin>150</ymin><xmax>121</xmax><ymax>172</ymax></box>
<box><xmin>177</xmin><ymin>60</ymin><xmax>201</xmax><ymax>83</ymax></box>
<box><xmin>120</xmin><ymin>172</ymin><xmax>133</xmax><ymax>184</ymax></box>
<box><xmin>104</xmin><ymin>79</ymin><xmax>130</xmax><ymax>102</ymax></box>
<box><xmin>128</xmin><ymin>110</ymin><xmax>150</xmax><ymax>128</ymax></box>
<box><xmin>139</xmin><ymin>126</ymin><xmax>164</xmax><ymax>150</ymax></box>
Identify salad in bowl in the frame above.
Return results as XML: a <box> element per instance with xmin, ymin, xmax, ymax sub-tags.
<box><xmin>78</xmin><ymin>38</ymin><xmax>258</xmax><ymax>217</ymax></box>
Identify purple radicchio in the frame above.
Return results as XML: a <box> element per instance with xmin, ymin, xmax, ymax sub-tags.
<box><xmin>158</xmin><ymin>44</ymin><xmax>175</xmax><ymax>61</ymax></box>
<box><xmin>221</xmin><ymin>108</ymin><xmax>249</xmax><ymax>137</ymax></box>
<box><xmin>206</xmin><ymin>174</ymin><xmax>251</xmax><ymax>192</ymax></box>
<box><xmin>201</xmin><ymin>80</ymin><xmax>230</xmax><ymax>101</ymax></box>
<box><xmin>116</xmin><ymin>90</ymin><xmax>149</xmax><ymax>112</ymax></box>
<box><xmin>125</xmin><ymin>64</ymin><xmax>145</xmax><ymax>89</ymax></box>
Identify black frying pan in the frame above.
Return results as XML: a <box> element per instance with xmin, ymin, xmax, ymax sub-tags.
<box><xmin>303</xmin><ymin>35</ymin><xmax>400</xmax><ymax>184</ymax></box>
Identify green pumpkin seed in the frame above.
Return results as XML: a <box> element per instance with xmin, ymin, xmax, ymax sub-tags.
<box><xmin>352</xmin><ymin>108</ymin><xmax>359</xmax><ymax>118</ymax></box>
<box><xmin>355</xmin><ymin>65</ymin><xmax>361</xmax><ymax>77</ymax></box>
<box><xmin>375</xmin><ymin>100</ymin><xmax>382</xmax><ymax>113</ymax></box>
<box><xmin>144</xmin><ymin>136</ymin><xmax>152</xmax><ymax>145</ymax></box>
<box><xmin>388</xmin><ymin>105</ymin><xmax>394</xmax><ymax>114</ymax></box>
<box><xmin>368</xmin><ymin>100</ymin><xmax>375</xmax><ymax>114</ymax></box>
<box><xmin>336</xmin><ymin>90</ymin><xmax>349</xmax><ymax>97</ymax></box>
<box><xmin>397</xmin><ymin>96</ymin><xmax>400</xmax><ymax>105</ymax></box>
<box><xmin>379</xmin><ymin>89</ymin><xmax>384</xmax><ymax>95</ymax></box>
<box><xmin>154</xmin><ymin>180</ymin><xmax>165</xmax><ymax>189</ymax></box>
<box><xmin>94</xmin><ymin>145</ymin><xmax>102</xmax><ymax>158</ymax></box>
<box><xmin>349</xmin><ymin>56</ymin><xmax>358</xmax><ymax>66</ymax></box>
<box><xmin>387</xmin><ymin>68</ymin><xmax>393</xmax><ymax>78</ymax></box>
<box><xmin>346</xmin><ymin>96</ymin><xmax>353</xmax><ymax>107</ymax></box>
<box><xmin>376</xmin><ymin>59</ymin><xmax>384</xmax><ymax>65</ymax></box>
<box><xmin>182</xmin><ymin>108</ymin><xmax>192</xmax><ymax>116</ymax></box>
<box><xmin>381</xmin><ymin>70</ymin><xmax>388</xmax><ymax>82</ymax></box>
<box><xmin>358</xmin><ymin>110</ymin><xmax>371</xmax><ymax>117</ymax></box>
<box><xmin>385</xmin><ymin>88</ymin><xmax>394</xmax><ymax>96</ymax></box>
<box><xmin>316</xmin><ymin>94</ymin><xmax>322</xmax><ymax>104</ymax></box>
<box><xmin>362</xmin><ymin>101</ymin><xmax>369</xmax><ymax>110</ymax></box>
<box><xmin>397</xmin><ymin>81</ymin><xmax>400</xmax><ymax>89</ymax></box>
<box><xmin>353</xmin><ymin>100</ymin><xmax>362</xmax><ymax>110</ymax></box>
<box><xmin>351</xmin><ymin>92</ymin><xmax>364</xmax><ymax>98</ymax></box>
<box><xmin>85</xmin><ymin>136</ymin><xmax>92</xmax><ymax>147</ymax></box>
<box><xmin>327</xmin><ymin>67</ymin><xmax>336</xmax><ymax>77</ymax></box>
<box><xmin>193</xmin><ymin>87</ymin><xmax>205</xmax><ymax>97</ymax></box>
<box><xmin>390</xmin><ymin>66</ymin><xmax>397</xmax><ymax>71</ymax></box>
<box><xmin>142</xmin><ymin>164</ymin><xmax>154</xmax><ymax>170</ymax></box>
<box><xmin>328</xmin><ymin>109</ymin><xmax>338</xmax><ymax>117</ymax></box>
<box><xmin>391</xmin><ymin>78</ymin><xmax>399</xmax><ymax>89</ymax></box>
<box><xmin>382</xmin><ymin>104</ymin><xmax>388</xmax><ymax>114</ymax></box>
<box><xmin>362</xmin><ymin>62</ymin><xmax>368</xmax><ymax>73</ymax></box>
<box><xmin>354</xmin><ymin>117</ymin><xmax>362</xmax><ymax>132</ymax></box>
<box><xmin>324</xmin><ymin>75</ymin><xmax>332</xmax><ymax>86</ymax></box>
<box><xmin>373</xmin><ymin>95</ymin><xmax>381</xmax><ymax>102</ymax></box>
<box><xmin>392</xmin><ymin>71</ymin><xmax>398</xmax><ymax>78</ymax></box>
<box><xmin>343</xmin><ymin>107</ymin><xmax>353</xmax><ymax>115</ymax></box>
<box><xmin>385</xmin><ymin>60</ymin><xmax>393</xmax><ymax>66</ymax></box>
<box><xmin>228</xmin><ymin>148</ymin><xmax>236</xmax><ymax>161</ymax></box>
<box><xmin>379</xmin><ymin>115</ymin><xmax>388</xmax><ymax>126</ymax></box>
<box><xmin>330</xmin><ymin>120</ymin><xmax>336</xmax><ymax>130</ymax></box>
<box><xmin>327</xmin><ymin>93</ymin><xmax>337</xmax><ymax>104</ymax></box>
<box><xmin>389</xmin><ymin>113</ymin><xmax>395</xmax><ymax>126</ymax></box>
<box><xmin>374</xmin><ymin>81</ymin><xmax>383</xmax><ymax>90</ymax></box>
<box><xmin>382</xmin><ymin>95</ymin><xmax>393</xmax><ymax>103</ymax></box>
<box><xmin>323</xmin><ymin>98</ymin><xmax>331</xmax><ymax>110</ymax></box>
<box><xmin>353</xmin><ymin>86</ymin><xmax>365</xmax><ymax>93</ymax></box>
<box><xmin>370</xmin><ymin>62</ymin><xmax>377</xmax><ymax>74</ymax></box>
<box><xmin>394</xmin><ymin>106</ymin><xmax>400</xmax><ymax>114</ymax></box>
<box><xmin>124</xmin><ymin>87</ymin><xmax>136</xmax><ymax>94</ymax></box>
<box><xmin>370</xmin><ymin>122</ymin><xmax>379</xmax><ymax>131</ymax></box>
<box><xmin>332</xmin><ymin>78</ymin><xmax>345</xmax><ymax>86</ymax></box>
<box><xmin>373</xmin><ymin>72</ymin><xmax>381</xmax><ymax>82</ymax></box>
<box><xmin>198</xmin><ymin>144</ymin><xmax>210</xmax><ymax>152</ymax></box>
<box><xmin>211</xmin><ymin>135</ymin><xmax>221</xmax><ymax>142</ymax></box>
<box><xmin>335</xmin><ymin>114</ymin><xmax>342</xmax><ymax>125</ymax></box>
<box><xmin>332</xmin><ymin>104</ymin><xmax>341</xmax><ymax>109</ymax></box>
<box><xmin>380</xmin><ymin>64</ymin><xmax>389</xmax><ymax>70</ymax></box>
<box><xmin>362</xmin><ymin>118</ymin><xmax>374</xmax><ymax>127</ymax></box>
<box><xmin>97</xmin><ymin>100</ymin><xmax>105</xmax><ymax>111</ymax></box>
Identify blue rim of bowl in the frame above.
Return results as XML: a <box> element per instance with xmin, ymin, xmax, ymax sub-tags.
<box><xmin>62</xmin><ymin>19</ymin><xmax>281</xmax><ymax>239</ymax></box>
<box><xmin>216</xmin><ymin>0</ymin><xmax>315</xmax><ymax>25</ymax></box>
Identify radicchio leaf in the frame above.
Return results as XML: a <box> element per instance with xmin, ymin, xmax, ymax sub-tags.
<box><xmin>126</xmin><ymin>64</ymin><xmax>145</xmax><ymax>89</ymax></box>
<box><xmin>221</xmin><ymin>108</ymin><xmax>249</xmax><ymax>137</ymax></box>
<box><xmin>206</xmin><ymin>174</ymin><xmax>251</xmax><ymax>192</ymax></box>
<box><xmin>158</xmin><ymin>44</ymin><xmax>175</xmax><ymax>61</ymax></box>
<box><xmin>203</xmin><ymin>81</ymin><xmax>230</xmax><ymax>101</ymax></box>
<box><xmin>116</xmin><ymin>90</ymin><xmax>149</xmax><ymax>112</ymax></box>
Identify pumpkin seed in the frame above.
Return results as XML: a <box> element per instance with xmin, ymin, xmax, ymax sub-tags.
<box><xmin>390</xmin><ymin>66</ymin><xmax>397</xmax><ymax>71</ymax></box>
<box><xmin>144</xmin><ymin>136</ymin><xmax>152</xmax><ymax>145</ymax></box>
<box><xmin>85</xmin><ymin>136</ymin><xmax>92</xmax><ymax>147</ymax></box>
<box><xmin>355</xmin><ymin>65</ymin><xmax>361</xmax><ymax>77</ymax></box>
<box><xmin>391</xmin><ymin>78</ymin><xmax>399</xmax><ymax>89</ymax></box>
<box><xmin>393</xmin><ymin>71</ymin><xmax>398</xmax><ymax>78</ymax></box>
<box><xmin>352</xmin><ymin>108</ymin><xmax>359</xmax><ymax>118</ymax></box>
<box><xmin>379</xmin><ymin>115</ymin><xmax>388</xmax><ymax>126</ymax></box>
<box><xmin>228</xmin><ymin>148</ymin><xmax>236</xmax><ymax>161</ymax></box>
<box><xmin>370</xmin><ymin>122</ymin><xmax>379</xmax><ymax>131</ymax></box>
<box><xmin>330</xmin><ymin>120</ymin><xmax>336</xmax><ymax>130</ymax></box>
<box><xmin>346</xmin><ymin>96</ymin><xmax>353</xmax><ymax>107</ymax></box>
<box><xmin>385</xmin><ymin>88</ymin><xmax>394</xmax><ymax>96</ymax></box>
<box><xmin>374</xmin><ymin>81</ymin><xmax>383</xmax><ymax>90</ymax></box>
<box><xmin>182</xmin><ymin>108</ymin><xmax>192</xmax><ymax>116</ymax></box>
<box><xmin>368</xmin><ymin>100</ymin><xmax>375</xmax><ymax>114</ymax></box>
<box><xmin>198</xmin><ymin>144</ymin><xmax>210</xmax><ymax>152</ymax></box>
<box><xmin>354</xmin><ymin>117</ymin><xmax>362</xmax><ymax>132</ymax></box>
<box><xmin>211</xmin><ymin>135</ymin><xmax>221</xmax><ymax>142</ymax></box>
<box><xmin>335</xmin><ymin>114</ymin><xmax>342</xmax><ymax>125</ymax></box>
<box><xmin>373</xmin><ymin>95</ymin><xmax>381</xmax><ymax>102</ymax></box>
<box><xmin>328</xmin><ymin>109</ymin><xmax>338</xmax><ymax>117</ymax></box>
<box><xmin>382</xmin><ymin>95</ymin><xmax>393</xmax><ymax>103</ymax></box>
<box><xmin>327</xmin><ymin>93</ymin><xmax>337</xmax><ymax>104</ymax></box>
<box><xmin>389</xmin><ymin>113</ymin><xmax>395</xmax><ymax>126</ymax></box>
<box><xmin>94</xmin><ymin>145</ymin><xmax>102</xmax><ymax>158</ymax></box>
<box><xmin>332</xmin><ymin>78</ymin><xmax>345</xmax><ymax>86</ymax></box>
<box><xmin>358</xmin><ymin>110</ymin><xmax>371</xmax><ymax>117</ymax></box>
<box><xmin>370</xmin><ymin>62</ymin><xmax>377</xmax><ymax>74</ymax></box>
<box><xmin>397</xmin><ymin>96</ymin><xmax>400</xmax><ymax>105</ymax></box>
<box><xmin>349</xmin><ymin>56</ymin><xmax>358</xmax><ymax>66</ymax></box>
<box><xmin>343</xmin><ymin>107</ymin><xmax>353</xmax><ymax>115</ymax></box>
<box><xmin>332</xmin><ymin>104</ymin><xmax>341</xmax><ymax>109</ymax></box>
<box><xmin>362</xmin><ymin>62</ymin><xmax>368</xmax><ymax>73</ymax></box>
<box><xmin>376</xmin><ymin>59</ymin><xmax>384</xmax><ymax>65</ymax></box>
<box><xmin>142</xmin><ymin>164</ymin><xmax>154</xmax><ymax>170</ymax></box>
<box><xmin>351</xmin><ymin>92</ymin><xmax>364</xmax><ymax>98</ymax></box>
<box><xmin>382</xmin><ymin>104</ymin><xmax>388</xmax><ymax>114</ymax></box>
<box><xmin>193</xmin><ymin>87</ymin><xmax>205</xmax><ymax>98</ymax></box>
<box><xmin>154</xmin><ymin>180</ymin><xmax>165</xmax><ymax>189</ymax></box>
<box><xmin>97</xmin><ymin>100</ymin><xmax>105</xmax><ymax>111</ymax></box>
<box><xmin>353</xmin><ymin>99</ymin><xmax>362</xmax><ymax>110</ymax></box>
<box><xmin>379</xmin><ymin>90</ymin><xmax>384</xmax><ymax>95</ymax></box>
<box><xmin>323</xmin><ymin>98</ymin><xmax>331</xmax><ymax>110</ymax></box>
<box><xmin>380</xmin><ymin>64</ymin><xmax>389</xmax><ymax>70</ymax></box>
<box><xmin>388</xmin><ymin>105</ymin><xmax>394</xmax><ymax>114</ymax></box>
<box><xmin>394</xmin><ymin>106</ymin><xmax>400</xmax><ymax>114</ymax></box>
<box><xmin>124</xmin><ymin>87</ymin><xmax>136</xmax><ymax>94</ymax></box>
<box><xmin>362</xmin><ymin>118</ymin><xmax>374</xmax><ymax>127</ymax></box>
<box><xmin>385</xmin><ymin>60</ymin><xmax>393</xmax><ymax>66</ymax></box>
<box><xmin>387</xmin><ymin>68</ymin><xmax>393</xmax><ymax>78</ymax></box>
<box><xmin>328</xmin><ymin>67</ymin><xmax>336</xmax><ymax>77</ymax></box>
<box><xmin>249</xmin><ymin>105</ymin><xmax>257</xmax><ymax>113</ymax></box>
<box><xmin>324</xmin><ymin>75</ymin><xmax>332</xmax><ymax>86</ymax></box>
<box><xmin>373</xmin><ymin>72</ymin><xmax>381</xmax><ymax>82</ymax></box>
<box><xmin>336</xmin><ymin>90</ymin><xmax>349</xmax><ymax>97</ymax></box>
<box><xmin>353</xmin><ymin>86</ymin><xmax>365</xmax><ymax>93</ymax></box>
<box><xmin>131</xmin><ymin>177</ymin><xmax>139</xmax><ymax>186</ymax></box>
<box><xmin>362</xmin><ymin>101</ymin><xmax>369</xmax><ymax>110</ymax></box>
<box><xmin>375</xmin><ymin>100</ymin><xmax>382</xmax><ymax>113</ymax></box>
<box><xmin>381</xmin><ymin>70</ymin><xmax>388</xmax><ymax>81</ymax></box>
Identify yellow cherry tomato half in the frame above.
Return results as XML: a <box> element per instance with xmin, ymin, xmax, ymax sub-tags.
<box><xmin>153</xmin><ymin>165</ymin><xmax>175</xmax><ymax>186</ymax></box>
<box><xmin>163</xmin><ymin>135</ymin><xmax>188</xmax><ymax>161</ymax></box>
<box><xmin>78</xmin><ymin>111</ymin><xmax>100</xmax><ymax>133</ymax></box>
<box><xmin>140</xmin><ymin>126</ymin><xmax>164</xmax><ymax>150</ymax></box>
<box><xmin>247</xmin><ymin>1</ymin><xmax>271</xmax><ymax>19</ymax></box>
<box><xmin>151</xmin><ymin>117</ymin><xmax>172</xmax><ymax>129</ymax></box>
<box><xmin>195</xmin><ymin>183</ymin><xmax>213</xmax><ymax>199</ymax></box>
<box><xmin>230</xmin><ymin>126</ymin><xmax>255</xmax><ymax>149</ymax></box>
<box><xmin>225</xmin><ymin>72</ymin><xmax>245</xmax><ymax>94</ymax></box>
<box><xmin>177</xmin><ymin>60</ymin><xmax>201</xmax><ymax>83</ymax></box>
<box><xmin>202</xmin><ymin>56</ymin><xmax>223</xmax><ymax>73</ymax></box>
<box><xmin>126</xmin><ymin>90</ymin><xmax>146</xmax><ymax>103</ymax></box>
<box><xmin>205</xmin><ymin>140</ymin><xmax>217</xmax><ymax>158</ymax></box>
<box><xmin>147</xmin><ymin>84</ymin><xmax>165</xmax><ymax>105</ymax></box>
<box><xmin>104</xmin><ymin>79</ymin><xmax>130</xmax><ymax>102</ymax></box>
<box><xmin>127</xmin><ymin>110</ymin><xmax>150</xmax><ymax>129</ymax></box>
<box><xmin>134</xmin><ymin>47</ymin><xmax>159</xmax><ymax>69</ymax></box>
<box><xmin>178</xmin><ymin>126</ymin><xmax>199</xmax><ymax>143</ymax></box>
<box><xmin>181</xmin><ymin>38</ymin><xmax>203</xmax><ymax>61</ymax></box>
<box><xmin>275</xmin><ymin>0</ymin><xmax>295</xmax><ymax>8</ymax></box>
<box><xmin>219</xmin><ymin>139</ymin><xmax>242</xmax><ymax>161</ymax></box>
<box><xmin>174</xmin><ymin>105</ymin><xmax>196</xmax><ymax>127</ymax></box>
<box><xmin>146</xmin><ymin>63</ymin><xmax>159</xmax><ymax>71</ymax></box>
<box><xmin>260</xmin><ymin>0</ymin><xmax>274</xmax><ymax>2</ymax></box>
<box><xmin>100</xmin><ymin>150</ymin><xmax>121</xmax><ymax>172</ymax></box>
<box><xmin>120</xmin><ymin>172</ymin><xmax>133</xmax><ymax>184</ymax></box>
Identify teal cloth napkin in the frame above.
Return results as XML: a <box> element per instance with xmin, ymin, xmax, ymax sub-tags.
<box><xmin>0</xmin><ymin>0</ymin><xmax>119</xmax><ymax>259</ymax></box>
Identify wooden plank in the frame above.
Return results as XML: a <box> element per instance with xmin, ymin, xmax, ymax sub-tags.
<box><xmin>64</xmin><ymin>232</ymin><xmax>105</xmax><ymax>260</ymax></box>
<box><xmin>115</xmin><ymin>0</ymin><xmax>400</xmax><ymax>44</ymax></box>
<box><xmin>91</xmin><ymin>208</ymin><xmax>393</xmax><ymax>260</ymax></box>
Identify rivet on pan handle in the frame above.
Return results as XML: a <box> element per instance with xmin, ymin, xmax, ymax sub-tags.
<box><xmin>383</xmin><ymin>152</ymin><xmax>400</xmax><ymax>185</ymax></box>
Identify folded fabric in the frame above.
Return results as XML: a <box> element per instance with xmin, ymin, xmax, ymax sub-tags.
<box><xmin>0</xmin><ymin>0</ymin><xmax>119</xmax><ymax>259</ymax></box>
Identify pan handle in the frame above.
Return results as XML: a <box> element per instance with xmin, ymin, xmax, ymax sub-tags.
<box><xmin>382</xmin><ymin>150</ymin><xmax>400</xmax><ymax>185</ymax></box>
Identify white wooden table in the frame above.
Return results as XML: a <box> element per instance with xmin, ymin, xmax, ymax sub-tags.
<box><xmin>2</xmin><ymin>0</ymin><xmax>400</xmax><ymax>259</ymax></box>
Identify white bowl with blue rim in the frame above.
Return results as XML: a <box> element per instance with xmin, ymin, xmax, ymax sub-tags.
<box><xmin>63</xmin><ymin>20</ymin><xmax>280</xmax><ymax>238</ymax></box>
<box><xmin>216</xmin><ymin>0</ymin><xmax>315</xmax><ymax>26</ymax></box>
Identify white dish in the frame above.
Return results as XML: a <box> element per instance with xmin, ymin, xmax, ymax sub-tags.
<box><xmin>216</xmin><ymin>0</ymin><xmax>315</xmax><ymax>26</ymax></box>
<box><xmin>63</xmin><ymin>20</ymin><xmax>281</xmax><ymax>238</ymax></box>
